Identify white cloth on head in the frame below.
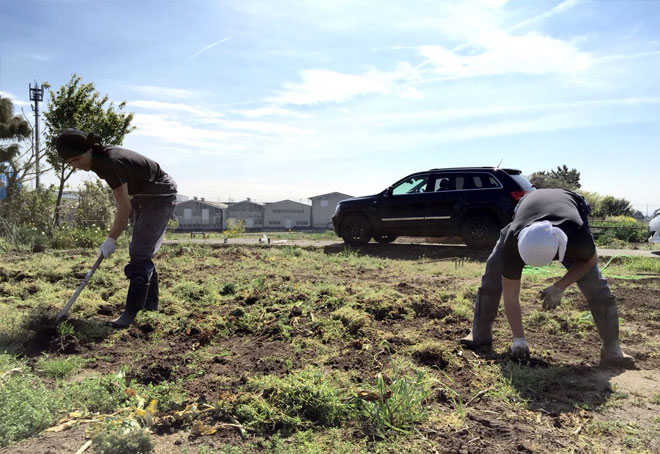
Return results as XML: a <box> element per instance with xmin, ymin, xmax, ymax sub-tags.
<box><xmin>517</xmin><ymin>220</ymin><xmax>568</xmax><ymax>267</ymax></box>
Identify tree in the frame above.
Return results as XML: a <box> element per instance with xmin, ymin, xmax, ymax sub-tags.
<box><xmin>599</xmin><ymin>195</ymin><xmax>634</xmax><ymax>217</ymax></box>
<box><xmin>43</xmin><ymin>74</ymin><xmax>135</xmax><ymax>225</ymax></box>
<box><xmin>528</xmin><ymin>165</ymin><xmax>581</xmax><ymax>190</ymax></box>
<box><xmin>0</xmin><ymin>96</ymin><xmax>33</xmax><ymax>205</ymax></box>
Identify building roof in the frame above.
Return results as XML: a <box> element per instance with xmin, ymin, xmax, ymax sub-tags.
<box><xmin>308</xmin><ymin>192</ymin><xmax>353</xmax><ymax>200</ymax></box>
<box><xmin>176</xmin><ymin>199</ymin><xmax>228</xmax><ymax>209</ymax></box>
<box><xmin>267</xmin><ymin>199</ymin><xmax>311</xmax><ymax>208</ymax></box>
<box><xmin>227</xmin><ymin>199</ymin><xmax>266</xmax><ymax>208</ymax></box>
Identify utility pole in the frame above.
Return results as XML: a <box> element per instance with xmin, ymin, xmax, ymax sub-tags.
<box><xmin>29</xmin><ymin>81</ymin><xmax>45</xmax><ymax>190</ymax></box>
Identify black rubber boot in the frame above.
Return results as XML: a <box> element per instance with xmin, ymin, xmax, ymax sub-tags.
<box><xmin>460</xmin><ymin>290</ymin><xmax>500</xmax><ymax>349</ymax></box>
<box><xmin>591</xmin><ymin>304</ymin><xmax>635</xmax><ymax>369</ymax></box>
<box><xmin>144</xmin><ymin>270</ymin><xmax>159</xmax><ymax>312</ymax></box>
<box><xmin>109</xmin><ymin>281</ymin><xmax>149</xmax><ymax>328</ymax></box>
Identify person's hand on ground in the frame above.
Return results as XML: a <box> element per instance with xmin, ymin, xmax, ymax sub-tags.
<box><xmin>511</xmin><ymin>337</ymin><xmax>530</xmax><ymax>360</ymax></box>
<box><xmin>99</xmin><ymin>237</ymin><xmax>116</xmax><ymax>258</ymax></box>
<box><xmin>541</xmin><ymin>285</ymin><xmax>564</xmax><ymax>310</ymax></box>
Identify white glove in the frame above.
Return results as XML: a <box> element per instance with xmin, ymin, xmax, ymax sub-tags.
<box><xmin>511</xmin><ymin>337</ymin><xmax>530</xmax><ymax>360</ymax></box>
<box><xmin>99</xmin><ymin>237</ymin><xmax>116</xmax><ymax>258</ymax></box>
<box><xmin>541</xmin><ymin>285</ymin><xmax>564</xmax><ymax>310</ymax></box>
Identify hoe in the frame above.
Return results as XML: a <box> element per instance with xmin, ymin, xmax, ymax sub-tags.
<box><xmin>55</xmin><ymin>252</ymin><xmax>104</xmax><ymax>323</ymax></box>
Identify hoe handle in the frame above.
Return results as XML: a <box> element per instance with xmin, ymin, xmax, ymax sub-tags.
<box><xmin>55</xmin><ymin>253</ymin><xmax>104</xmax><ymax>323</ymax></box>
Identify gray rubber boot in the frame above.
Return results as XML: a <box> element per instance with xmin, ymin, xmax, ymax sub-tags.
<box><xmin>109</xmin><ymin>281</ymin><xmax>149</xmax><ymax>329</ymax></box>
<box><xmin>460</xmin><ymin>291</ymin><xmax>500</xmax><ymax>349</ymax></box>
<box><xmin>591</xmin><ymin>304</ymin><xmax>635</xmax><ymax>369</ymax></box>
<box><xmin>144</xmin><ymin>270</ymin><xmax>159</xmax><ymax>312</ymax></box>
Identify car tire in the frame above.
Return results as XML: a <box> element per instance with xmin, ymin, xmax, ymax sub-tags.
<box><xmin>461</xmin><ymin>215</ymin><xmax>500</xmax><ymax>250</ymax></box>
<box><xmin>341</xmin><ymin>214</ymin><xmax>372</xmax><ymax>245</ymax></box>
<box><xmin>374</xmin><ymin>234</ymin><xmax>397</xmax><ymax>244</ymax></box>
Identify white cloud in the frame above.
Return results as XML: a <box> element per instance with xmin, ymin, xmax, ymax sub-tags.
<box><xmin>510</xmin><ymin>0</ymin><xmax>582</xmax><ymax>31</ymax></box>
<box><xmin>129</xmin><ymin>100</ymin><xmax>226</xmax><ymax>118</ymax></box>
<box><xmin>185</xmin><ymin>36</ymin><xmax>233</xmax><ymax>64</ymax></box>
<box><xmin>418</xmin><ymin>32</ymin><xmax>593</xmax><ymax>78</ymax></box>
<box><xmin>0</xmin><ymin>90</ymin><xmax>30</xmax><ymax>107</ymax></box>
<box><xmin>129</xmin><ymin>85</ymin><xmax>200</xmax><ymax>100</ymax></box>
<box><xmin>271</xmin><ymin>69</ymin><xmax>392</xmax><ymax>105</ymax></box>
<box><xmin>233</xmin><ymin>106</ymin><xmax>309</xmax><ymax>119</ymax></box>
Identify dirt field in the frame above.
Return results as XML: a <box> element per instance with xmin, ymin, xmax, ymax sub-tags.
<box><xmin>1</xmin><ymin>243</ymin><xmax>659</xmax><ymax>453</ymax></box>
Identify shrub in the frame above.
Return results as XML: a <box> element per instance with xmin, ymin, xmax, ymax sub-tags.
<box><xmin>223</xmin><ymin>219</ymin><xmax>246</xmax><ymax>238</ymax></box>
<box><xmin>91</xmin><ymin>419</ymin><xmax>153</xmax><ymax>454</ymax></box>
<box><xmin>0</xmin><ymin>357</ymin><xmax>61</xmax><ymax>447</ymax></box>
<box><xmin>49</xmin><ymin>225</ymin><xmax>107</xmax><ymax>249</ymax></box>
<box><xmin>594</xmin><ymin>216</ymin><xmax>647</xmax><ymax>246</ymax></box>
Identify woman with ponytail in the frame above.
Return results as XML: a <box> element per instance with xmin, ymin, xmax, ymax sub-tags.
<box><xmin>55</xmin><ymin>128</ymin><xmax>177</xmax><ymax>328</ymax></box>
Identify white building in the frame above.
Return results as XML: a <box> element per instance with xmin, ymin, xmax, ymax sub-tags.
<box><xmin>309</xmin><ymin>192</ymin><xmax>353</xmax><ymax>229</ymax></box>
<box><xmin>174</xmin><ymin>197</ymin><xmax>227</xmax><ymax>231</ymax></box>
<box><xmin>226</xmin><ymin>199</ymin><xmax>265</xmax><ymax>229</ymax></box>
<box><xmin>264</xmin><ymin>200</ymin><xmax>311</xmax><ymax>229</ymax></box>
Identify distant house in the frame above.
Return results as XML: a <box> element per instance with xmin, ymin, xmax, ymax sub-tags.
<box><xmin>264</xmin><ymin>200</ymin><xmax>311</xmax><ymax>229</ymax></box>
<box><xmin>309</xmin><ymin>192</ymin><xmax>353</xmax><ymax>229</ymax></box>
<box><xmin>174</xmin><ymin>197</ymin><xmax>227</xmax><ymax>231</ymax></box>
<box><xmin>226</xmin><ymin>199</ymin><xmax>265</xmax><ymax>229</ymax></box>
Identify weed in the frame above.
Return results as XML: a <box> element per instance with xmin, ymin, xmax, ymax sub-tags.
<box><xmin>331</xmin><ymin>306</ymin><xmax>370</xmax><ymax>336</ymax></box>
<box><xmin>0</xmin><ymin>357</ymin><xmax>61</xmax><ymax>447</ymax></box>
<box><xmin>219</xmin><ymin>282</ymin><xmax>236</xmax><ymax>295</ymax></box>
<box><xmin>36</xmin><ymin>355</ymin><xmax>87</xmax><ymax>379</ymax></box>
<box><xmin>353</xmin><ymin>370</ymin><xmax>431</xmax><ymax>439</ymax></box>
<box><xmin>90</xmin><ymin>418</ymin><xmax>153</xmax><ymax>454</ymax></box>
<box><xmin>652</xmin><ymin>392</ymin><xmax>660</xmax><ymax>405</ymax></box>
<box><xmin>62</xmin><ymin>372</ymin><xmax>132</xmax><ymax>413</ymax></box>
<box><xmin>239</xmin><ymin>366</ymin><xmax>351</xmax><ymax>434</ymax></box>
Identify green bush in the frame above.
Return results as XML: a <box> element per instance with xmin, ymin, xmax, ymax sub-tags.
<box><xmin>594</xmin><ymin>216</ymin><xmax>647</xmax><ymax>246</ymax></box>
<box><xmin>49</xmin><ymin>225</ymin><xmax>107</xmax><ymax>249</ymax></box>
<box><xmin>223</xmin><ymin>219</ymin><xmax>246</xmax><ymax>238</ymax></box>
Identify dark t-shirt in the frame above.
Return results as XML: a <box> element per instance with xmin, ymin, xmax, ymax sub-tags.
<box><xmin>91</xmin><ymin>146</ymin><xmax>176</xmax><ymax>196</ymax></box>
<box><xmin>501</xmin><ymin>189</ymin><xmax>595</xmax><ymax>279</ymax></box>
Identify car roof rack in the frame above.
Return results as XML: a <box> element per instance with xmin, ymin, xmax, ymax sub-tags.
<box><xmin>427</xmin><ymin>166</ymin><xmax>521</xmax><ymax>173</ymax></box>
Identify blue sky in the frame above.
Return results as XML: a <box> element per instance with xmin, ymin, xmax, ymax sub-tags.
<box><xmin>1</xmin><ymin>0</ymin><xmax>659</xmax><ymax>214</ymax></box>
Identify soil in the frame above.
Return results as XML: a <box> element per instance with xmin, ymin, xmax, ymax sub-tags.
<box><xmin>2</xmin><ymin>243</ymin><xmax>659</xmax><ymax>454</ymax></box>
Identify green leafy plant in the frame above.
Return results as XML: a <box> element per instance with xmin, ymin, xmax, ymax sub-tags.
<box><xmin>353</xmin><ymin>371</ymin><xmax>431</xmax><ymax>439</ymax></box>
<box><xmin>36</xmin><ymin>355</ymin><xmax>86</xmax><ymax>379</ymax></box>
<box><xmin>238</xmin><ymin>366</ymin><xmax>351</xmax><ymax>434</ymax></box>
<box><xmin>90</xmin><ymin>418</ymin><xmax>153</xmax><ymax>454</ymax></box>
<box><xmin>0</xmin><ymin>358</ymin><xmax>61</xmax><ymax>447</ymax></box>
<box><xmin>223</xmin><ymin>219</ymin><xmax>246</xmax><ymax>238</ymax></box>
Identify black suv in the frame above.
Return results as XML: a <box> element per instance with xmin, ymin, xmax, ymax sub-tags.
<box><xmin>332</xmin><ymin>167</ymin><xmax>534</xmax><ymax>249</ymax></box>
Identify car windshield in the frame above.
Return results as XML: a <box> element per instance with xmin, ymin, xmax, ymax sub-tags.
<box><xmin>392</xmin><ymin>176</ymin><xmax>428</xmax><ymax>195</ymax></box>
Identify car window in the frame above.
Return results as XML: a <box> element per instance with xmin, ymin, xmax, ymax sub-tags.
<box><xmin>392</xmin><ymin>175</ymin><xmax>428</xmax><ymax>195</ymax></box>
<box><xmin>465</xmin><ymin>173</ymin><xmax>501</xmax><ymax>189</ymax></box>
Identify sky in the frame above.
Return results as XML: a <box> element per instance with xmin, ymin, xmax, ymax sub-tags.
<box><xmin>1</xmin><ymin>0</ymin><xmax>659</xmax><ymax>214</ymax></box>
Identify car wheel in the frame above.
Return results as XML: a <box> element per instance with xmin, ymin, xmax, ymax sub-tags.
<box><xmin>341</xmin><ymin>214</ymin><xmax>372</xmax><ymax>245</ymax></box>
<box><xmin>374</xmin><ymin>234</ymin><xmax>397</xmax><ymax>244</ymax></box>
<box><xmin>461</xmin><ymin>215</ymin><xmax>500</xmax><ymax>249</ymax></box>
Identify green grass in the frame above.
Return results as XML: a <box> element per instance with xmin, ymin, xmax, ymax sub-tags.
<box><xmin>36</xmin><ymin>355</ymin><xmax>88</xmax><ymax>379</ymax></box>
<box><xmin>1</xmin><ymin>243</ymin><xmax>658</xmax><ymax>452</ymax></box>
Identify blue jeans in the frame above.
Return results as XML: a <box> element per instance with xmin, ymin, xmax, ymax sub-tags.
<box><xmin>479</xmin><ymin>226</ymin><xmax>616</xmax><ymax>309</ymax></box>
<box><xmin>124</xmin><ymin>196</ymin><xmax>176</xmax><ymax>285</ymax></box>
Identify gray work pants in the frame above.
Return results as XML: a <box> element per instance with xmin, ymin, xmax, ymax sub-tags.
<box><xmin>478</xmin><ymin>226</ymin><xmax>616</xmax><ymax>310</ymax></box>
<box><xmin>124</xmin><ymin>196</ymin><xmax>176</xmax><ymax>285</ymax></box>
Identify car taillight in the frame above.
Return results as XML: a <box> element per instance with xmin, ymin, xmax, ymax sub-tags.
<box><xmin>510</xmin><ymin>190</ymin><xmax>529</xmax><ymax>201</ymax></box>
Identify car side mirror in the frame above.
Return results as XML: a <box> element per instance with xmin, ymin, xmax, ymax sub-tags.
<box><xmin>385</xmin><ymin>186</ymin><xmax>393</xmax><ymax>196</ymax></box>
